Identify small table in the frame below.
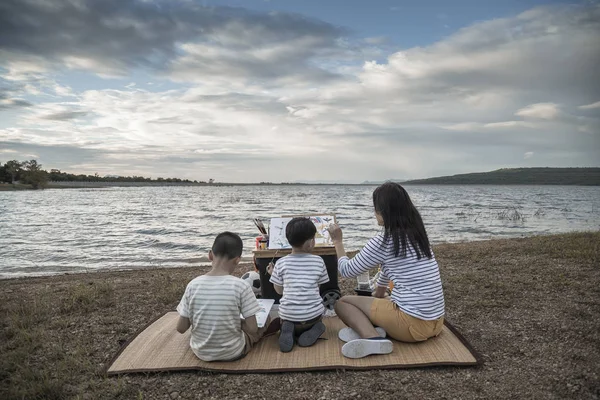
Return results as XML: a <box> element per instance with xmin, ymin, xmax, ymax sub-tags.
<box><xmin>253</xmin><ymin>247</ymin><xmax>341</xmax><ymax>309</ymax></box>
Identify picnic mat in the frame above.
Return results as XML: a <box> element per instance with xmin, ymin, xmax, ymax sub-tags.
<box><xmin>106</xmin><ymin>312</ymin><xmax>480</xmax><ymax>374</ymax></box>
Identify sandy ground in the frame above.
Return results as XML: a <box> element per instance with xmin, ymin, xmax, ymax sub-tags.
<box><xmin>1</xmin><ymin>232</ymin><xmax>599</xmax><ymax>400</ymax></box>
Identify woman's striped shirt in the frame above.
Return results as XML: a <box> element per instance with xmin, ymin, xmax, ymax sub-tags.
<box><xmin>338</xmin><ymin>233</ymin><xmax>445</xmax><ymax>320</ymax></box>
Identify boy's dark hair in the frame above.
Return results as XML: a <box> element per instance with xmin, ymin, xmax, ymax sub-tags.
<box><xmin>212</xmin><ymin>232</ymin><xmax>243</xmax><ymax>259</ymax></box>
<box><xmin>286</xmin><ymin>217</ymin><xmax>317</xmax><ymax>247</ymax></box>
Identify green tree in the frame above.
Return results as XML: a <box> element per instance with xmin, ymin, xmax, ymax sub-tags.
<box><xmin>0</xmin><ymin>162</ymin><xmax>8</xmax><ymax>183</ymax></box>
<box><xmin>21</xmin><ymin>159</ymin><xmax>48</xmax><ymax>189</ymax></box>
<box><xmin>4</xmin><ymin>160</ymin><xmax>22</xmax><ymax>184</ymax></box>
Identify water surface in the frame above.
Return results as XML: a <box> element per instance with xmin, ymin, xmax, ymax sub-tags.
<box><xmin>0</xmin><ymin>185</ymin><xmax>598</xmax><ymax>278</ymax></box>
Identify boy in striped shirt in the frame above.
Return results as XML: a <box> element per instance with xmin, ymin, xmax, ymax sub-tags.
<box><xmin>269</xmin><ymin>217</ymin><xmax>330</xmax><ymax>352</ymax></box>
<box><xmin>176</xmin><ymin>232</ymin><xmax>279</xmax><ymax>361</ymax></box>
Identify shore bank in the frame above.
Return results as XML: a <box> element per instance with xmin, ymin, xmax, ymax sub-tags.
<box><xmin>0</xmin><ymin>183</ymin><xmax>95</xmax><ymax>191</ymax></box>
<box><xmin>1</xmin><ymin>232</ymin><xmax>598</xmax><ymax>399</ymax></box>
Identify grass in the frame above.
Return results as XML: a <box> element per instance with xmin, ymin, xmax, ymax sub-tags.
<box><xmin>1</xmin><ymin>232</ymin><xmax>599</xmax><ymax>399</ymax></box>
<box><xmin>60</xmin><ymin>282</ymin><xmax>115</xmax><ymax>314</ymax></box>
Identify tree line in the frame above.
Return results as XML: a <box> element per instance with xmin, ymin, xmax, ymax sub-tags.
<box><xmin>0</xmin><ymin>159</ymin><xmax>206</xmax><ymax>189</ymax></box>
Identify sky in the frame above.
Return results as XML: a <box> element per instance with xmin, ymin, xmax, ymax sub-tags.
<box><xmin>0</xmin><ymin>0</ymin><xmax>599</xmax><ymax>183</ymax></box>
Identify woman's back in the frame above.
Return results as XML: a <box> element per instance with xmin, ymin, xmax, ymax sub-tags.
<box><xmin>339</xmin><ymin>233</ymin><xmax>445</xmax><ymax>320</ymax></box>
<box><xmin>376</xmin><ymin>234</ymin><xmax>444</xmax><ymax>320</ymax></box>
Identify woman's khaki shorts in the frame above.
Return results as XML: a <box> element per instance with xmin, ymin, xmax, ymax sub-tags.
<box><xmin>370</xmin><ymin>298</ymin><xmax>444</xmax><ymax>342</ymax></box>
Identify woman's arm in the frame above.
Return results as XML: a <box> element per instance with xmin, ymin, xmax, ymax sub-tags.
<box><xmin>328</xmin><ymin>224</ymin><xmax>387</xmax><ymax>278</ymax></box>
<box><xmin>333</xmin><ymin>239</ymin><xmax>347</xmax><ymax>259</ymax></box>
<box><xmin>373</xmin><ymin>286</ymin><xmax>387</xmax><ymax>298</ymax></box>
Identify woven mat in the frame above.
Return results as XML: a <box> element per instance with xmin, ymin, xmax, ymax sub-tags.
<box><xmin>107</xmin><ymin>312</ymin><xmax>480</xmax><ymax>374</ymax></box>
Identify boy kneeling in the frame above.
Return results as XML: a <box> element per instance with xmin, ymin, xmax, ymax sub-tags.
<box><xmin>269</xmin><ymin>217</ymin><xmax>329</xmax><ymax>352</ymax></box>
<box><xmin>176</xmin><ymin>232</ymin><xmax>278</xmax><ymax>361</ymax></box>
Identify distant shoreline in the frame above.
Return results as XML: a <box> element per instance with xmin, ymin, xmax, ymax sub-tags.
<box><xmin>3</xmin><ymin>167</ymin><xmax>599</xmax><ymax>190</ymax></box>
<box><xmin>397</xmin><ymin>167</ymin><xmax>600</xmax><ymax>186</ymax></box>
<box><xmin>1</xmin><ymin>166</ymin><xmax>599</xmax><ymax>190</ymax></box>
<box><xmin>0</xmin><ymin>183</ymin><xmax>90</xmax><ymax>191</ymax></box>
<box><xmin>2</xmin><ymin>182</ymin><xmax>599</xmax><ymax>191</ymax></box>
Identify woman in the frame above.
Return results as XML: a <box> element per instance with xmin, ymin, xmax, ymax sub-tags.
<box><xmin>328</xmin><ymin>182</ymin><xmax>445</xmax><ymax>359</ymax></box>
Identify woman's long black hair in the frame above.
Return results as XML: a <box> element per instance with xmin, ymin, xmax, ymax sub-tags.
<box><xmin>373</xmin><ymin>182</ymin><xmax>432</xmax><ymax>259</ymax></box>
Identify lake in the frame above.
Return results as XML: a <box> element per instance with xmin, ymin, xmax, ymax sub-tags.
<box><xmin>0</xmin><ymin>185</ymin><xmax>598</xmax><ymax>278</ymax></box>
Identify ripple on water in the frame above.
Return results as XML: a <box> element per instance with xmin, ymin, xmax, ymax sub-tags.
<box><xmin>1</xmin><ymin>185</ymin><xmax>599</xmax><ymax>277</ymax></box>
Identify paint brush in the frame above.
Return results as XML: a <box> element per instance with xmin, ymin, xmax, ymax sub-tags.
<box><xmin>253</xmin><ymin>218</ymin><xmax>268</xmax><ymax>235</ymax></box>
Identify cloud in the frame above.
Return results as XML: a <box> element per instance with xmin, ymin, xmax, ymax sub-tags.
<box><xmin>515</xmin><ymin>103</ymin><xmax>560</xmax><ymax>120</ymax></box>
<box><xmin>0</xmin><ymin>3</ymin><xmax>599</xmax><ymax>181</ymax></box>
<box><xmin>364</xmin><ymin>36</ymin><xmax>388</xmax><ymax>45</ymax></box>
<box><xmin>354</xmin><ymin>6</ymin><xmax>600</xmax><ymax>109</ymax></box>
<box><xmin>579</xmin><ymin>101</ymin><xmax>600</xmax><ymax>110</ymax></box>
<box><xmin>443</xmin><ymin>120</ymin><xmax>537</xmax><ymax>131</ymax></box>
<box><xmin>0</xmin><ymin>0</ymin><xmax>346</xmax><ymax>82</ymax></box>
<box><xmin>40</xmin><ymin>111</ymin><xmax>88</xmax><ymax>121</ymax></box>
<box><xmin>484</xmin><ymin>121</ymin><xmax>536</xmax><ymax>129</ymax></box>
<box><xmin>0</xmin><ymin>97</ymin><xmax>32</xmax><ymax>110</ymax></box>
<box><xmin>524</xmin><ymin>151</ymin><xmax>534</xmax><ymax>159</ymax></box>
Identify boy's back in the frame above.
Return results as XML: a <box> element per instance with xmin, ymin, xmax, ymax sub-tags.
<box><xmin>177</xmin><ymin>274</ymin><xmax>260</xmax><ymax>361</ymax></box>
<box><xmin>270</xmin><ymin>253</ymin><xmax>329</xmax><ymax>322</ymax></box>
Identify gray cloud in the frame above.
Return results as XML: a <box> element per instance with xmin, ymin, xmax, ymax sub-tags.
<box><xmin>0</xmin><ymin>0</ymin><xmax>346</xmax><ymax>80</ymax></box>
<box><xmin>147</xmin><ymin>116</ymin><xmax>193</xmax><ymax>125</ymax></box>
<box><xmin>184</xmin><ymin>93</ymin><xmax>288</xmax><ymax>114</ymax></box>
<box><xmin>0</xmin><ymin>97</ymin><xmax>32</xmax><ymax>110</ymax></box>
<box><xmin>0</xmin><ymin>78</ymin><xmax>32</xmax><ymax>110</ymax></box>
<box><xmin>0</xmin><ymin>141</ymin><xmax>106</xmax><ymax>167</ymax></box>
<box><xmin>40</xmin><ymin>111</ymin><xmax>88</xmax><ymax>121</ymax></box>
<box><xmin>1</xmin><ymin>3</ymin><xmax>599</xmax><ymax>182</ymax></box>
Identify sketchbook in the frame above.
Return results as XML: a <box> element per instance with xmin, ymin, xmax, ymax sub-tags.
<box><xmin>255</xmin><ymin>299</ymin><xmax>274</xmax><ymax>328</ymax></box>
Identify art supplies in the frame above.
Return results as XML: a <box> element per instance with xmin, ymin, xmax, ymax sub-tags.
<box><xmin>253</xmin><ymin>218</ymin><xmax>269</xmax><ymax>250</ymax></box>
<box><xmin>255</xmin><ymin>236</ymin><xmax>268</xmax><ymax>250</ymax></box>
<box><xmin>253</xmin><ymin>218</ymin><xmax>268</xmax><ymax>235</ymax></box>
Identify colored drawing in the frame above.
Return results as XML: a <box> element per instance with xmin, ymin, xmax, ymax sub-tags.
<box><xmin>309</xmin><ymin>215</ymin><xmax>335</xmax><ymax>246</ymax></box>
<box><xmin>268</xmin><ymin>217</ymin><xmax>293</xmax><ymax>249</ymax></box>
<box><xmin>268</xmin><ymin>215</ymin><xmax>336</xmax><ymax>249</ymax></box>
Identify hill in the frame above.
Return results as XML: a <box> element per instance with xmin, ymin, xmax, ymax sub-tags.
<box><xmin>400</xmin><ymin>167</ymin><xmax>600</xmax><ymax>185</ymax></box>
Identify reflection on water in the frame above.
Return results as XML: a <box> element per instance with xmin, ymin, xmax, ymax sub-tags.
<box><xmin>0</xmin><ymin>185</ymin><xmax>598</xmax><ymax>278</ymax></box>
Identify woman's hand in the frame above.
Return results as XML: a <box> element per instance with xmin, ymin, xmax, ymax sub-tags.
<box><xmin>327</xmin><ymin>223</ymin><xmax>343</xmax><ymax>244</ymax></box>
<box><xmin>373</xmin><ymin>286</ymin><xmax>387</xmax><ymax>299</ymax></box>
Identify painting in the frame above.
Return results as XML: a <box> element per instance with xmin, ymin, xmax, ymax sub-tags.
<box><xmin>268</xmin><ymin>215</ymin><xmax>336</xmax><ymax>249</ymax></box>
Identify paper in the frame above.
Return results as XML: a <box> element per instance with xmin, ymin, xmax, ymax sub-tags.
<box><xmin>268</xmin><ymin>215</ymin><xmax>336</xmax><ymax>249</ymax></box>
<box><xmin>255</xmin><ymin>298</ymin><xmax>275</xmax><ymax>328</ymax></box>
<box><xmin>241</xmin><ymin>298</ymin><xmax>274</xmax><ymax>328</ymax></box>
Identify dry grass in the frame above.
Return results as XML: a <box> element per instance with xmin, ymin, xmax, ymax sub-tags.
<box><xmin>1</xmin><ymin>232</ymin><xmax>599</xmax><ymax>399</ymax></box>
<box><xmin>60</xmin><ymin>282</ymin><xmax>116</xmax><ymax>314</ymax></box>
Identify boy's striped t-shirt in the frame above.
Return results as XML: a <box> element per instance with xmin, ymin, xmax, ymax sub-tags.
<box><xmin>177</xmin><ymin>275</ymin><xmax>261</xmax><ymax>361</ymax></box>
<box><xmin>338</xmin><ymin>233</ymin><xmax>445</xmax><ymax>321</ymax></box>
<box><xmin>270</xmin><ymin>253</ymin><xmax>329</xmax><ymax>322</ymax></box>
